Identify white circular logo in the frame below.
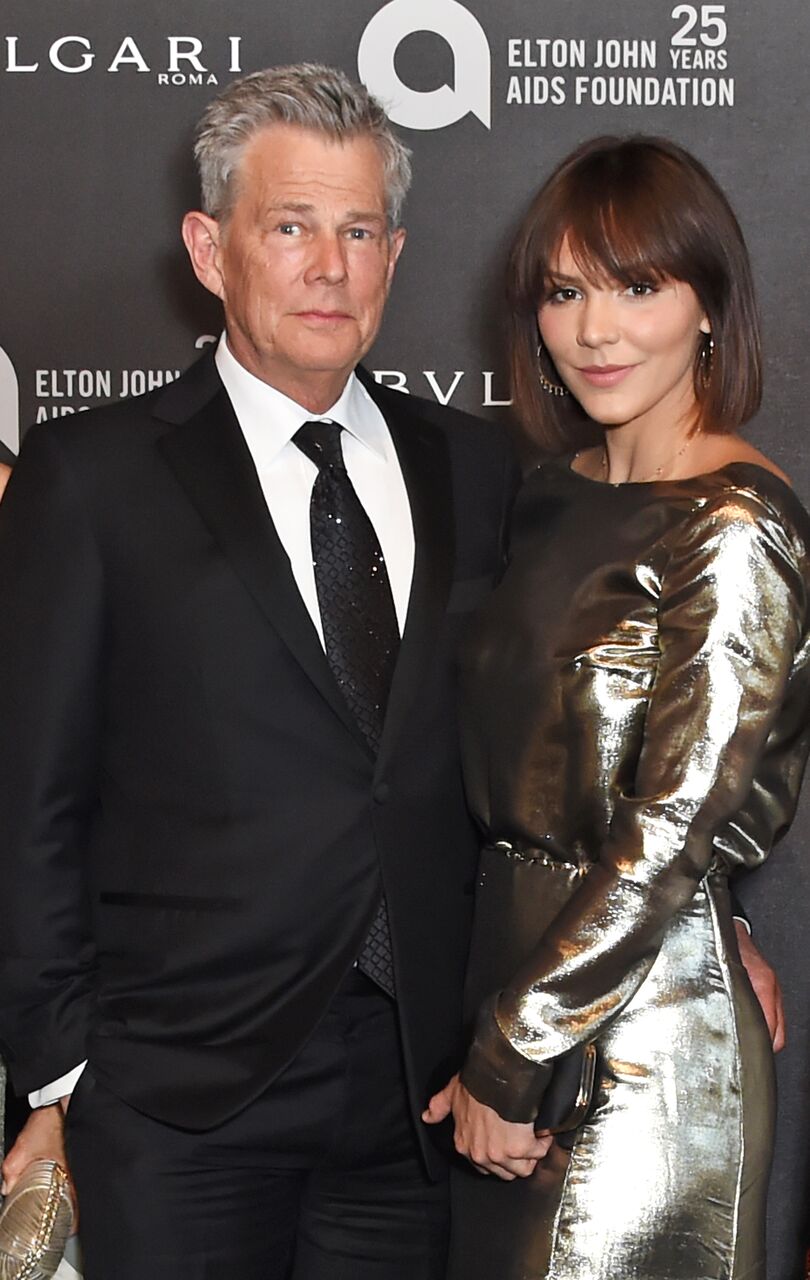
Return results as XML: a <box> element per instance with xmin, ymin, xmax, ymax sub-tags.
<box><xmin>0</xmin><ymin>346</ymin><xmax>20</xmax><ymax>456</ymax></box>
<box><xmin>358</xmin><ymin>0</ymin><xmax>491</xmax><ymax>131</ymax></box>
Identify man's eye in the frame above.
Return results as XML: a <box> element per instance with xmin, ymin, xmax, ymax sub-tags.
<box><xmin>278</xmin><ymin>223</ymin><xmax>302</xmax><ymax>236</ymax></box>
<box><xmin>347</xmin><ymin>227</ymin><xmax>372</xmax><ymax>240</ymax></box>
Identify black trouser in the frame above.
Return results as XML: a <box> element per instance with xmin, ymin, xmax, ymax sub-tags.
<box><xmin>66</xmin><ymin>971</ymin><xmax>448</xmax><ymax>1280</ymax></box>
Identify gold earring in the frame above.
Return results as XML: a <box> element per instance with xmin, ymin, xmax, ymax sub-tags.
<box><xmin>699</xmin><ymin>333</ymin><xmax>714</xmax><ymax>388</ymax></box>
<box><xmin>536</xmin><ymin>343</ymin><xmax>569</xmax><ymax>397</ymax></box>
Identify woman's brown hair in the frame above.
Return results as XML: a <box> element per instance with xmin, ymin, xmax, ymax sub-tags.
<box><xmin>507</xmin><ymin>136</ymin><xmax>762</xmax><ymax>453</ymax></box>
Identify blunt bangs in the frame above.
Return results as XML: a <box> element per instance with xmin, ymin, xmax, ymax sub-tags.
<box><xmin>531</xmin><ymin>144</ymin><xmax>725</xmax><ymax>306</ymax></box>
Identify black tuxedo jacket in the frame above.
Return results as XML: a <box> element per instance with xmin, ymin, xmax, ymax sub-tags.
<box><xmin>0</xmin><ymin>352</ymin><xmax>516</xmax><ymax>1170</ymax></box>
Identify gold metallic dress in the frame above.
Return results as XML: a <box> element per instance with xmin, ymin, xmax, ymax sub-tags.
<box><xmin>451</xmin><ymin>459</ymin><xmax>810</xmax><ymax>1280</ymax></box>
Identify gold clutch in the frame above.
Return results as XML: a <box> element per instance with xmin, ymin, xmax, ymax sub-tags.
<box><xmin>0</xmin><ymin>1160</ymin><xmax>74</xmax><ymax>1280</ymax></box>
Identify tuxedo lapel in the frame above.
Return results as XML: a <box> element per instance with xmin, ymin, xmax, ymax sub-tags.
<box><xmin>370</xmin><ymin>384</ymin><xmax>455</xmax><ymax>772</ymax></box>
<box><xmin>154</xmin><ymin>356</ymin><xmax>373</xmax><ymax>756</ymax></box>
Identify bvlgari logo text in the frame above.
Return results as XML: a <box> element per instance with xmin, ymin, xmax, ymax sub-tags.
<box><xmin>2</xmin><ymin>35</ymin><xmax>242</xmax><ymax>84</ymax></box>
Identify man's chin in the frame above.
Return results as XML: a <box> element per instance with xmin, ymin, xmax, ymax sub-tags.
<box><xmin>284</xmin><ymin>339</ymin><xmax>368</xmax><ymax>376</ymax></box>
<box><xmin>247</xmin><ymin>347</ymin><xmax>364</xmax><ymax>405</ymax></box>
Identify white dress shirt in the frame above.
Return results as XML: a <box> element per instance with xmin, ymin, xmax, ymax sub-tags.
<box><xmin>30</xmin><ymin>335</ymin><xmax>415</xmax><ymax>1107</ymax></box>
<box><xmin>214</xmin><ymin>335</ymin><xmax>415</xmax><ymax>640</ymax></box>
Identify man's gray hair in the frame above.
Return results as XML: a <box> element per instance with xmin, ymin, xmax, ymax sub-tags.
<box><xmin>194</xmin><ymin>63</ymin><xmax>412</xmax><ymax>229</ymax></box>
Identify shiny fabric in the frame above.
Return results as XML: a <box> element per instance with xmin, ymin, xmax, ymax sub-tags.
<box><xmin>453</xmin><ymin>460</ymin><xmax>810</xmax><ymax>1280</ymax></box>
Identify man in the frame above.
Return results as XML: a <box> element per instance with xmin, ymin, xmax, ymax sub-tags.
<box><xmin>0</xmin><ymin>65</ymin><xmax>516</xmax><ymax>1279</ymax></box>
<box><xmin>0</xmin><ymin>63</ymin><xmax>782</xmax><ymax>1280</ymax></box>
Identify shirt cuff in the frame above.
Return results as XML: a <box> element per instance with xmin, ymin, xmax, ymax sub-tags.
<box><xmin>28</xmin><ymin>1062</ymin><xmax>87</xmax><ymax>1108</ymax></box>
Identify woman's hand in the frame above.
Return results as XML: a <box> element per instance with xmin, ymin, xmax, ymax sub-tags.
<box><xmin>735</xmin><ymin>922</ymin><xmax>786</xmax><ymax>1051</ymax></box>
<box><xmin>1</xmin><ymin>1104</ymin><xmax>68</xmax><ymax>1195</ymax></box>
<box><xmin>423</xmin><ymin>1073</ymin><xmax>553</xmax><ymax>1180</ymax></box>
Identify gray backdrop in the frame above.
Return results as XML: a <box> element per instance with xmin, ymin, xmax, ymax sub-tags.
<box><xmin>1</xmin><ymin>2</ymin><xmax>808</xmax><ymax>1275</ymax></box>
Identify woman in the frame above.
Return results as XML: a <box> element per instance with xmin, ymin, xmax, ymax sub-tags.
<box><xmin>425</xmin><ymin>137</ymin><xmax>810</xmax><ymax>1278</ymax></box>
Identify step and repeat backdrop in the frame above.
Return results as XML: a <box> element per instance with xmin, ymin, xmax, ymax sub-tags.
<box><xmin>2</xmin><ymin>2</ymin><xmax>809</xmax><ymax>1274</ymax></box>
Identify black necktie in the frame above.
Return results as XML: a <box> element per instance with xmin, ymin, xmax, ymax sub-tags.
<box><xmin>294</xmin><ymin>420</ymin><xmax>398</xmax><ymax>998</ymax></box>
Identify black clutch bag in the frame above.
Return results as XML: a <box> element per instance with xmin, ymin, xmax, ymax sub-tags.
<box><xmin>0</xmin><ymin>1159</ymin><xmax>74</xmax><ymax>1280</ymax></box>
<box><xmin>534</xmin><ymin>1042</ymin><xmax>598</xmax><ymax>1133</ymax></box>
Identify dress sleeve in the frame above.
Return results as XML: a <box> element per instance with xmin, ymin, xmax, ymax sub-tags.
<box><xmin>461</xmin><ymin>490</ymin><xmax>808</xmax><ymax>1121</ymax></box>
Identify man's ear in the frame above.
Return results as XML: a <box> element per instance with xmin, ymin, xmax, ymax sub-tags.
<box><xmin>182</xmin><ymin>211</ymin><xmax>225</xmax><ymax>301</ymax></box>
<box><xmin>386</xmin><ymin>227</ymin><xmax>407</xmax><ymax>291</ymax></box>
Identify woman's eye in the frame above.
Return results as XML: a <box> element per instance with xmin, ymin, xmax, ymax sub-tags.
<box><xmin>626</xmin><ymin>282</ymin><xmax>656</xmax><ymax>297</ymax></box>
<box><xmin>547</xmin><ymin>286</ymin><xmax>580</xmax><ymax>304</ymax></box>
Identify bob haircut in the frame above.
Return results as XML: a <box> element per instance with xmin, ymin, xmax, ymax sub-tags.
<box><xmin>507</xmin><ymin>136</ymin><xmax>762</xmax><ymax>454</ymax></box>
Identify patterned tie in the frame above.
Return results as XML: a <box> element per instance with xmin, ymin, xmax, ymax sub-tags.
<box><xmin>294</xmin><ymin>419</ymin><xmax>398</xmax><ymax>998</ymax></box>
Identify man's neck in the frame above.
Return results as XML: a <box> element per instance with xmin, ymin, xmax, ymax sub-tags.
<box><xmin>223</xmin><ymin>334</ymin><xmax>352</xmax><ymax>415</ymax></box>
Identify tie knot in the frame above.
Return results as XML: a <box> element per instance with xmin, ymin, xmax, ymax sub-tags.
<box><xmin>294</xmin><ymin>420</ymin><xmax>346</xmax><ymax>473</ymax></box>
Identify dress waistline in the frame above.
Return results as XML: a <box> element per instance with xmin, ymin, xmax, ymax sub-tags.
<box><xmin>484</xmin><ymin>838</ymin><xmax>729</xmax><ymax>879</ymax></box>
<box><xmin>483</xmin><ymin>838</ymin><xmax>588</xmax><ymax>875</ymax></box>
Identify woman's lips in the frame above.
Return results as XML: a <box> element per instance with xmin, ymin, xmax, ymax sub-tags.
<box><xmin>576</xmin><ymin>364</ymin><xmax>636</xmax><ymax>388</ymax></box>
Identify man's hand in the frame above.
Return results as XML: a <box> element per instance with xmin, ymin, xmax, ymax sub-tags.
<box><xmin>422</xmin><ymin>1073</ymin><xmax>552</xmax><ymax>1180</ymax></box>
<box><xmin>735</xmin><ymin>920</ymin><xmax>786</xmax><ymax>1052</ymax></box>
<box><xmin>1</xmin><ymin>1104</ymin><xmax>67</xmax><ymax>1195</ymax></box>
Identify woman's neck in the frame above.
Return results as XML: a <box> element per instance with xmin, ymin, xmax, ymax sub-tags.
<box><xmin>600</xmin><ymin>421</ymin><xmax>698</xmax><ymax>484</ymax></box>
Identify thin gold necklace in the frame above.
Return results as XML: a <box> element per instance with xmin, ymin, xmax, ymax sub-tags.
<box><xmin>601</xmin><ymin>434</ymin><xmax>695</xmax><ymax>484</ymax></box>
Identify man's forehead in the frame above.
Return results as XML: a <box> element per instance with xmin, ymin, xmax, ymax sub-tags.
<box><xmin>243</xmin><ymin>124</ymin><xmax>384</xmax><ymax>182</ymax></box>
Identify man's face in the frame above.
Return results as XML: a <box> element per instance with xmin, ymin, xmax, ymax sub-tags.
<box><xmin>184</xmin><ymin>123</ymin><xmax>405</xmax><ymax>409</ymax></box>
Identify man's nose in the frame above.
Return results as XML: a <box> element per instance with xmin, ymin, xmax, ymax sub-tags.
<box><xmin>305</xmin><ymin>233</ymin><xmax>348</xmax><ymax>285</ymax></box>
<box><xmin>577</xmin><ymin>295</ymin><xmax>620</xmax><ymax>348</ymax></box>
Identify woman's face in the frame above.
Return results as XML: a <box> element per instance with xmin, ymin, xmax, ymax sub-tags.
<box><xmin>538</xmin><ymin>238</ymin><xmax>710</xmax><ymax>436</ymax></box>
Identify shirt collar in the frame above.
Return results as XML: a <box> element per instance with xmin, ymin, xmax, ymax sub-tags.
<box><xmin>214</xmin><ymin>334</ymin><xmax>387</xmax><ymax>469</ymax></box>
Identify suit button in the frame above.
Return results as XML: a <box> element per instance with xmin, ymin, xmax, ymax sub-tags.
<box><xmin>374</xmin><ymin>783</ymin><xmax>391</xmax><ymax>804</ymax></box>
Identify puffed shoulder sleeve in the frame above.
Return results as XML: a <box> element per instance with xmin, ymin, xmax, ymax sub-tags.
<box><xmin>461</xmin><ymin>490</ymin><xmax>809</xmax><ymax>1121</ymax></box>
